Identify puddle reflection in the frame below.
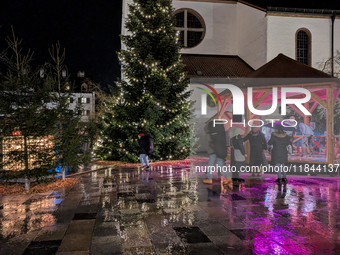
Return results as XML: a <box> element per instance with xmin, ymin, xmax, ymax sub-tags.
<box><xmin>1</xmin><ymin>164</ymin><xmax>340</xmax><ymax>254</ymax></box>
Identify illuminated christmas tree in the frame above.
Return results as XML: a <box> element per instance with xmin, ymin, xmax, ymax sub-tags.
<box><xmin>96</xmin><ymin>0</ymin><xmax>194</xmax><ymax>162</ymax></box>
<box><xmin>0</xmin><ymin>31</ymin><xmax>58</xmax><ymax>187</ymax></box>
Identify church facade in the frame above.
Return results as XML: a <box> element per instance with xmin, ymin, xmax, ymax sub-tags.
<box><xmin>121</xmin><ymin>0</ymin><xmax>340</xmax><ymax>153</ymax></box>
<box><xmin>122</xmin><ymin>0</ymin><xmax>340</xmax><ymax>74</ymax></box>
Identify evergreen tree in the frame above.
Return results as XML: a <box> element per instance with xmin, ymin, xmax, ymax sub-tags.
<box><xmin>0</xmin><ymin>30</ymin><xmax>58</xmax><ymax>188</ymax></box>
<box><xmin>44</xmin><ymin>43</ymin><xmax>92</xmax><ymax>179</ymax></box>
<box><xmin>80</xmin><ymin>77</ymin><xmax>107</xmax><ymax>161</ymax></box>
<box><xmin>96</xmin><ymin>0</ymin><xmax>193</xmax><ymax>162</ymax></box>
<box><xmin>317</xmin><ymin>53</ymin><xmax>340</xmax><ymax>134</ymax></box>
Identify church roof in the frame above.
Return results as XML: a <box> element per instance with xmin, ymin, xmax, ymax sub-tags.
<box><xmin>181</xmin><ymin>54</ymin><xmax>254</xmax><ymax>78</ymax></box>
<box><xmin>216</xmin><ymin>54</ymin><xmax>338</xmax><ymax>98</ymax></box>
<box><xmin>247</xmin><ymin>54</ymin><xmax>333</xmax><ymax>79</ymax></box>
<box><xmin>240</xmin><ymin>0</ymin><xmax>340</xmax><ymax>11</ymax></box>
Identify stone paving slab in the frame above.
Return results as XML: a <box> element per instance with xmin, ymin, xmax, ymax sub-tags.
<box><xmin>122</xmin><ymin>247</ymin><xmax>157</xmax><ymax>255</ymax></box>
<box><xmin>56</xmin><ymin>251</ymin><xmax>89</xmax><ymax>255</ymax></box>
<box><xmin>0</xmin><ymin>230</ymin><xmax>39</xmax><ymax>255</ymax></box>
<box><xmin>187</xmin><ymin>243</ymin><xmax>225</xmax><ymax>255</ymax></box>
<box><xmin>90</xmin><ymin>236</ymin><xmax>122</xmax><ymax>255</ymax></box>
<box><xmin>2</xmin><ymin>165</ymin><xmax>340</xmax><ymax>254</ymax></box>
<box><xmin>198</xmin><ymin>221</ymin><xmax>231</xmax><ymax>237</ymax></box>
<box><xmin>120</xmin><ymin>224</ymin><xmax>153</xmax><ymax>249</ymax></box>
<box><xmin>92</xmin><ymin>221</ymin><xmax>119</xmax><ymax>237</ymax></box>
<box><xmin>150</xmin><ymin>232</ymin><xmax>186</xmax><ymax>254</ymax></box>
<box><xmin>34</xmin><ymin>223</ymin><xmax>69</xmax><ymax>242</ymax></box>
<box><xmin>57</xmin><ymin>219</ymin><xmax>95</xmax><ymax>253</ymax></box>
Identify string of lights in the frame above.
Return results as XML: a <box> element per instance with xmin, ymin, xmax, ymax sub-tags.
<box><xmin>95</xmin><ymin>0</ymin><xmax>193</xmax><ymax>162</ymax></box>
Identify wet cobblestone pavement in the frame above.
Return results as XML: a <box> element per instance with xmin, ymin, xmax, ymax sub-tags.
<box><xmin>1</xmin><ymin>164</ymin><xmax>340</xmax><ymax>254</ymax></box>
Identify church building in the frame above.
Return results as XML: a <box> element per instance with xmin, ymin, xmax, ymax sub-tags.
<box><xmin>121</xmin><ymin>0</ymin><xmax>340</xmax><ymax>154</ymax></box>
<box><xmin>122</xmin><ymin>0</ymin><xmax>340</xmax><ymax>76</ymax></box>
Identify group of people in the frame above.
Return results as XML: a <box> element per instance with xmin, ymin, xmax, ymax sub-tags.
<box><xmin>284</xmin><ymin>116</ymin><xmax>315</xmax><ymax>158</ymax></box>
<box><xmin>203</xmin><ymin>116</ymin><xmax>315</xmax><ymax>186</ymax></box>
<box><xmin>137</xmin><ymin>116</ymin><xmax>316</xmax><ymax>184</ymax></box>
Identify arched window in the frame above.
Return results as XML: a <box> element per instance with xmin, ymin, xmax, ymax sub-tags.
<box><xmin>173</xmin><ymin>9</ymin><xmax>205</xmax><ymax>48</ymax></box>
<box><xmin>296</xmin><ymin>29</ymin><xmax>311</xmax><ymax>66</ymax></box>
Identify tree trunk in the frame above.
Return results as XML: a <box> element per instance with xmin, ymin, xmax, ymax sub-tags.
<box><xmin>23</xmin><ymin>135</ymin><xmax>30</xmax><ymax>190</ymax></box>
<box><xmin>25</xmin><ymin>178</ymin><xmax>30</xmax><ymax>190</ymax></box>
<box><xmin>61</xmin><ymin>166</ymin><xmax>66</xmax><ymax>180</ymax></box>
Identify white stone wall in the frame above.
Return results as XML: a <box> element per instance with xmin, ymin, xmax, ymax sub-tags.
<box><xmin>267</xmin><ymin>14</ymin><xmax>340</xmax><ymax>70</ymax></box>
<box><xmin>121</xmin><ymin>0</ymin><xmax>239</xmax><ymax>56</ymax></box>
<box><xmin>237</xmin><ymin>3</ymin><xmax>267</xmax><ymax>70</ymax></box>
<box><xmin>121</xmin><ymin>0</ymin><xmax>133</xmax><ymax>51</ymax></box>
<box><xmin>172</xmin><ymin>0</ymin><xmax>238</xmax><ymax>56</ymax></box>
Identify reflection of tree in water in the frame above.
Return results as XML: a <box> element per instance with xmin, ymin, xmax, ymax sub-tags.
<box><xmin>0</xmin><ymin>217</ymin><xmax>19</xmax><ymax>240</ymax></box>
<box><xmin>0</xmin><ymin>195</ymin><xmax>60</xmax><ymax>240</ymax></box>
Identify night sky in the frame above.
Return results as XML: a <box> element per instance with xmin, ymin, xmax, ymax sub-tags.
<box><xmin>0</xmin><ymin>0</ymin><xmax>122</xmax><ymax>91</ymax></box>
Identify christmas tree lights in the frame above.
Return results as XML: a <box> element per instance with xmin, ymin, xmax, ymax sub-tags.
<box><xmin>95</xmin><ymin>0</ymin><xmax>195</xmax><ymax>162</ymax></box>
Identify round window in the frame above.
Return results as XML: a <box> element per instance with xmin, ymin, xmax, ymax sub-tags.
<box><xmin>174</xmin><ymin>9</ymin><xmax>205</xmax><ymax>48</ymax></box>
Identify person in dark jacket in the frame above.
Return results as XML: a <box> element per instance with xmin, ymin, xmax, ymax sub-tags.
<box><xmin>268</xmin><ymin>126</ymin><xmax>290</xmax><ymax>183</ymax></box>
<box><xmin>138</xmin><ymin>133</ymin><xmax>150</xmax><ymax>169</ymax></box>
<box><xmin>230</xmin><ymin>127</ymin><xmax>246</xmax><ymax>183</ymax></box>
<box><xmin>203</xmin><ymin>120</ymin><xmax>232</xmax><ymax>187</ymax></box>
<box><xmin>243</xmin><ymin>127</ymin><xmax>268</xmax><ymax>177</ymax></box>
<box><xmin>286</xmin><ymin>116</ymin><xmax>297</xmax><ymax>156</ymax></box>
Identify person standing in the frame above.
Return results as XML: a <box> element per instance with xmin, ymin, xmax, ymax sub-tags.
<box><xmin>138</xmin><ymin>133</ymin><xmax>150</xmax><ymax>169</ymax></box>
<box><xmin>286</xmin><ymin>116</ymin><xmax>297</xmax><ymax>156</ymax></box>
<box><xmin>268</xmin><ymin>126</ymin><xmax>290</xmax><ymax>183</ymax></box>
<box><xmin>230</xmin><ymin>127</ymin><xmax>247</xmax><ymax>183</ymax></box>
<box><xmin>243</xmin><ymin>127</ymin><xmax>268</xmax><ymax>177</ymax></box>
<box><xmin>203</xmin><ymin>120</ymin><xmax>232</xmax><ymax>187</ymax></box>
<box><xmin>263</xmin><ymin>124</ymin><xmax>274</xmax><ymax>155</ymax></box>
<box><xmin>299</xmin><ymin>122</ymin><xmax>314</xmax><ymax>157</ymax></box>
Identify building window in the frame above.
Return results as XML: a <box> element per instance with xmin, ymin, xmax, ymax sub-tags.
<box><xmin>81</xmin><ymin>83</ymin><xmax>88</xmax><ymax>93</ymax></box>
<box><xmin>174</xmin><ymin>9</ymin><xmax>205</xmax><ymax>48</ymax></box>
<box><xmin>77</xmin><ymin>71</ymin><xmax>85</xmax><ymax>77</ymax></box>
<box><xmin>81</xmin><ymin>110</ymin><xmax>91</xmax><ymax>116</ymax></box>
<box><xmin>79</xmin><ymin>97</ymin><xmax>90</xmax><ymax>104</ymax></box>
<box><xmin>296</xmin><ymin>29</ymin><xmax>311</xmax><ymax>66</ymax></box>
